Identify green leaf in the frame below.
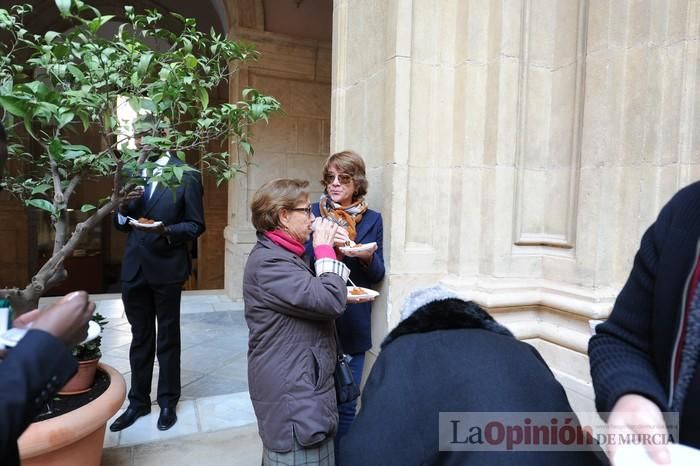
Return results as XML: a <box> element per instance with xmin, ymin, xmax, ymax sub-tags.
<box><xmin>137</xmin><ymin>52</ymin><xmax>153</xmax><ymax>76</ymax></box>
<box><xmin>250</xmin><ymin>102</ymin><xmax>264</xmax><ymax>119</ymax></box>
<box><xmin>88</xmin><ymin>15</ymin><xmax>114</xmax><ymax>33</ymax></box>
<box><xmin>23</xmin><ymin>114</ymin><xmax>37</xmax><ymax>139</ymax></box>
<box><xmin>182</xmin><ymin>38</ymin><xmax>193</xmax><ymax>53</ymax></box>
<box><xmin>44</xmin><ymin>31</ymin><xmax>60</xmax><ymax>43</ymax></box>
<box><xmin>27</xmin><ymin>198</ymin><xmax>55</xmax><ymax>214</ymax></box>
<box><xmin>31</xmin><ymin>184</ymin><xmax>52</xmax><ymax>195</ymax></box>
<box><xmin>57</xmin><ymin>111</ymin><xmax>74</xmax><ymax>129</ymax></box>
<box><xmin>0</xmin><ymin>96</ymin><xmax>27</xmax><ymax>118</ymax></box>
<box><xmin>66</xmin><ymin>64</ymin><xmax>85</xmax><ymax>81</ymax></box>
<box><xmin>141</xmin><ymin>99</ymin><xmax>156</xmax><ymax>113</ymax></box>
<box><xmin>184</xmin><ymin>54</ymin><xmax>197</xmax><ymax>69</ymax></box>
<box><xmin>49</xmin><ymin>138</ymin><xmax>64</xmax><ymax>160</ymax></box>
<box><xmin>173</xmin><ymin>165</ymin><xmax>184</xmax><ymax>182</ymax></box>
<box><xmin>64</xmin><ymin>144</ymin><xmax>91</xmax><ymax>153</ymax></box>
<box><xmin>198</xmin><ymin>87</ymin><xmax>209</xmax><ymax>109</ymax></box>
<box><xmin>80</xmin><ymin>203</ymin><xmax>96</xmax><ymax>212</ymax></box>
<box><xmin>240</xmin><ymin>140</ymin><xmax>252</xmax><ymax>155</ymax></box>
<box><xmin>55</xmin><ymin>0</ymin><xmax>71</xmax><ymax>16</ymax></box>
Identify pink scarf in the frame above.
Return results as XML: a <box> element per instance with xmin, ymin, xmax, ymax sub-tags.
<box><xmin>264</xmin><ymin>229</ymin><xmax>305</xmax><ymax>257</ymax></box>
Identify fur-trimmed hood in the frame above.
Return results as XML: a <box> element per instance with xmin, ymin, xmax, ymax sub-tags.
<box><xmin>381</xmin><ymin>298</ymin><xmax>513</xmax><ymax>349</ymax></box>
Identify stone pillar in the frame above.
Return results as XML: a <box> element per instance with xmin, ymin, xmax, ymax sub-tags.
<box><xmin>224</xmin><ymin>24</ymin><xmax>332</xmax><ymax>299</ymax></box>
<box><xmin>333</xmin><ymin>0</ymin><xmax>699</xmax><ymax>408</ymax></box>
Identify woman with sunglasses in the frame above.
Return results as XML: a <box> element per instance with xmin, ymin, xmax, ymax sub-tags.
<box><xmin>305</xmin><ymin>150</ymin><xmax>386</xmax><ymax>450</ymax></box>
<box><xmin>244</xmin><ymin>178</ymin><xmax>351</xmax><ymax>466</ymax></box>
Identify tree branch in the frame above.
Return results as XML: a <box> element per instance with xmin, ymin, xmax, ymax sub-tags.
<box><xmin>49</xmin><ymin>158</ymin><xmax>65</xmax><ymax>206</ymax></box>
<box><xmin>53</xmin><ymin>214</ymin><xmax>67</xmax><ymax>256</ymax></box>
<box><xmin>63</xmin><ymin>174</ymin><xmax>81</xmax><ymax>204</ymax></box>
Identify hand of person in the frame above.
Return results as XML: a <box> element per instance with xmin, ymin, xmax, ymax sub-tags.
<box><xmin>313</xmin><ymin>218</ymin><xmax>339</xmax><ymax>248</ymax></box>
<box><xmin>333</xmin><ymin>226</ymin><xmax>350</xmax><ymax>246</ymax></box>
<box><xmin>119</xmin><ymin>186</ymin><xmax>145</xmax><ymax>214</ymax></box>
<box><xmin>28</xmin><ymin>291</ymin><xmax>95</xmax><ymax>348</ymax></box>
<box><xmin>608</xmin><ymin>394</ymin><xmax>671</xmax><ymax>465</ymax></box>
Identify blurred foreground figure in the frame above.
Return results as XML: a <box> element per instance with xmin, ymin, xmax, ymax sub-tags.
<box><xmin>0</xmin><ymin>291</ymin><xmax>94</xmax><ymax>466</ymax></box>
<box><xmin>590</xmin><ymin>181</ymin><xmax>700</xmax><ymax>464</ymax></box>
<box><xmin>340</xmin><ymin>286</ymin><xmax>607</xmax><ymax>466</ymax></box>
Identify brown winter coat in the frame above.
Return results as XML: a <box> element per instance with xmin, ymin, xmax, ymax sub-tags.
<box><xmin>243</xmin><ymin>234</ymin><xmax>347</xmax><ymax>452</ymax></box>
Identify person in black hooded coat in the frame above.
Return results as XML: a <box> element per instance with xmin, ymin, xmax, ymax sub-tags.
<box><xmin>338</xmin><ymin>286</ymin><xmax>608</xmax><ymax>466</ymax></box>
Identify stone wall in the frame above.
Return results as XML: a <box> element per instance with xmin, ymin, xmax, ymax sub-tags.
<box><xmin>332</xmin><ymin>0</ymin><xmax>700</xmax><ymax>404</ymax></box>
<box><xmin>224</xmin><ymin>27</ymin><xmax>332</xmax><ymax>297</ymax></box>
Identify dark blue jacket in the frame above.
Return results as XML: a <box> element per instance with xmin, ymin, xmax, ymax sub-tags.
<box><xmin>341</xmin><ymin>299</ymin><xmax>607</xmax><ymax>466</ymax></box>
<box><xmin>305</xmin><ymin>204</ymin><xmax>385</xmax><ymax>354</ymax></box>
<box><xmin>589</xmin><ymin>181</ymin><xmax>700</xmax><ymax>447</ymax></box>
<box><xmin>114</xmin><ymin>157</ymin><xmax>205</xmax><ymax>284</ymax></box>
<box><xmin>0</xmin><ymin>330</ymin><xmax>77</xmax><ymax>465</ymax></box>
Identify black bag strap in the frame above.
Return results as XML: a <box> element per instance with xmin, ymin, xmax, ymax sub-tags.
<box><xmin>333</xmin><ymin>322</ymin><xmax>344</xmax><ymax>360</ymax></box>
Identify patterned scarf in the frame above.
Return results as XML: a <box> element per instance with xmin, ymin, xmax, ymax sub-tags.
<box><xmin>318</xmin><ymin>194</ymin><xmax>368</xmax><ymax>241</ymax></box>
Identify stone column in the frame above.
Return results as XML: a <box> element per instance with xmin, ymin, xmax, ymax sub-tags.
<box><xmin>333</xmin><ymin>0</ymin><xmax>699</xmax><ymax>408</ymax></box>
<box><xmin>224</xmin><ymin>23</ymin><xmax>332</xmax><ymax>299</ymax></box>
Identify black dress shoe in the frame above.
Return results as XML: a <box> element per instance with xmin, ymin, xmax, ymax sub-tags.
<box><xmin>109</xmin><ymin>406</ymin><xmax>151</xmax><ymax>432</ymax></box>
<box><xmin>157</xmin><ymin>407</ymin><xmax>177</xmax><ymax>431</ymax></box>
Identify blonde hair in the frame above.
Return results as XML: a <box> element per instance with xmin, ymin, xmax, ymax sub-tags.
<box><xmin>321</xmin><ymin>150</ymin><xmax>368</xmax><ymax>199</ymax></box>
<box><xmin>251</xmin><ymin>178</ymin><xmax>310</xmax><ymax>232</ymax></box>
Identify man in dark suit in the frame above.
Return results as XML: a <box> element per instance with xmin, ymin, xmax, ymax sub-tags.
<box><xmin>109</xmin><ymin>143</ymin><xmax>205</xmax><ymax>432</ymax></box>
<box><xmin>0</xmin><ymin>292</ymin><xmax>94</xmax><ymax>465</ymax></box>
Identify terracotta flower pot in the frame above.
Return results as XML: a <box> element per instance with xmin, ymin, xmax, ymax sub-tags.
<box><xmin>18</xmin><ymin>363</ymin><xmax>126</xmax><ymax>466</ymax></box>
<box><xmin>58</xmin><ymin>357</ymin><xmax>100</xmax><ymax>395</ymax></box>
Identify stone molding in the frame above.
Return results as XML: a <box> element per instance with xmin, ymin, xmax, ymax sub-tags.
<box><xmin>441</xmin><ymin>276</ymin><xmax>616</xmax><ymax>319</ymax></box>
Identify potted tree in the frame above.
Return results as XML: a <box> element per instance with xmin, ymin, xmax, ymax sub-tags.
<box><xmin>58</xmin><ymin>312</ymin><xmax>107</xmax><ymax>394</ymax></box>
<box><xmin>0</xmin><ymin>0</ymin><xmax>280</xmax><ymax>314</ymax></box>
<box><xmin>0</xmin><ymin>1</ymin><xmax>279</xmax><ymax>464</ymax></box>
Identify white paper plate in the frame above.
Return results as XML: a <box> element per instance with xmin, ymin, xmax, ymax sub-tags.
<box><xmin>339</xmin><ymin>242</ymin><xmax>377</xmax><ymax>253</ymax></box>
<box><xmin>614</xmin><ymin>443</ymin><xmax>700</xmax><ymax>466</ymax></box>
<box><xmin>346</xmin><ymin>286</ymin><xmax>379</xmax><ymax>300</ymax></box>
<box><xmin>0</xmin><ymin>320</ymin><xmax>101</xmax><ymax>348</ymax></box>
<box><xmin>129</xmin><ymin>219</ymin><xmax>163</xmax><ymax>228</ymax></box>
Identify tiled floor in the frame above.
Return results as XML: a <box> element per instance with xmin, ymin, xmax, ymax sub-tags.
<box><xmin>56</xmin><ymin>291</ymin><xmax>261</xmax><ymax>461</ymax></box>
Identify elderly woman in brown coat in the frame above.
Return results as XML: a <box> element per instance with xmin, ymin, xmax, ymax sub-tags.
<box><xmin>243</xmin><ymin>178</ymin><xmax>350</xmax><ymax>466</ymax></box>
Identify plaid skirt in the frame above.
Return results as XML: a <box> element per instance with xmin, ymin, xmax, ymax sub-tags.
<box><xmin>262</xmin><ymin>435</ymin><xmax>334</xmax><ymax>466</ymax></box>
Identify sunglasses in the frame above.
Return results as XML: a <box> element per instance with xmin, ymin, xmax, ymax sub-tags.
<box><xmin>288</xmin><ymin>205</ymin><xmax>313</xmax><ymax>217</ymax></box>
<box><xmin>323</xmin><ymin>173</ymin><xmax>353</xmax><ymax>185</ymax></box>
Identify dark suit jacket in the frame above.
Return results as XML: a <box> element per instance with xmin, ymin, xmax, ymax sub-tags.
<box><xmin>114</xmin><ymin>157</ymin><xmax>205</xmax><ymax>284</ymax></box>
<box><xmin>0</xmin><ymin>330</ymin><xmax>77</xmax><ymax>465</ymax></box>
<box><xmin>305</xmin><ymin>204</ymin><xmax>385</xmax><ymax>354</ymax></box>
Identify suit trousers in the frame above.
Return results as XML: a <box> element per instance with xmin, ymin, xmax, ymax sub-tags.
<box><xmin>122</xmin><ymin>268</ymin><xmax>183</xmax><ymax>409</ymax></box>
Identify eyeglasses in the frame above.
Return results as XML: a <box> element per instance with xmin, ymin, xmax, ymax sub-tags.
<box><xmin>288</xmin><ymin>206</ymin><xmax>313</xmax><ymax>217</ymax></box>
<box><xmin>323</xmin><ymin>173</ymin><xmax>353</xmax><ymax>185</ymax></box>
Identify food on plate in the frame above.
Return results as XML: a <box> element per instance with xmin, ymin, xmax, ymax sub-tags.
<box><xmin>350</xmin><ymin>287</ymin><xmax>365</xmax><ymax>296</ymax></box>
<box><xmin>137</xmin><ymin>217</ymin><xmax>155</xmax><ymax>224</ymax></box>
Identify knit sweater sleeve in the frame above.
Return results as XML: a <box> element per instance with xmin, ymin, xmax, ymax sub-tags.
<box><xmin>588</xmin><ymin>199</ymin><xmax>676</xmax><ymax>415</ymax></box>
